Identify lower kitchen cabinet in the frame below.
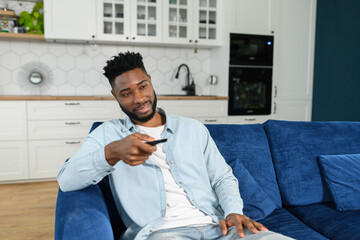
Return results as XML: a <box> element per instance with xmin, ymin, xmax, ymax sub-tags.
<box><xmin>274</xmin><ymin>100</ymin><xmax>312</xmax><ymax>121</ymax></box>
<box><xmin>0</xmin><ymin>141</ymin><xmax>29</xmax><ymax>181</ymax></box>
<box><xmin>28</xmin><ymin>139</ymin><xmax>83</xmax><ymax>179</ymax></box>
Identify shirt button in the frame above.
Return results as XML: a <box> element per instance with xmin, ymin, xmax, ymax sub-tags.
<box><xmin>92</xmin><ymin>180</ymin><xmax>96</xmax><ymax>183</ymax></box>
<box><xmin>178</xmin><ymin>182</ymin><xmax>182</xmax><ymax>185</ymax></box>
<box><xmin>170</xmin><ymin>160</ymin><xmax>174</xmax><ymax>164</ymax></box>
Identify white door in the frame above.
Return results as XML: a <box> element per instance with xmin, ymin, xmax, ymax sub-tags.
<box><xmin>0</xmin><ymin>141</ymin><xmax>29</xmax><ymax>181</ymax></box>
<box><xmin>44</xmin><ymin>0</ymin><xmax>97</xmax><ymax>41</ymax></box>
<box><xmin>230</xmin><ymin>0</ymin><xmax>276</xmax><ymax>35</ymax></box>
<box><xmin>97</xmin><ymin>0</ymin><xmax>131</xmax><ymax>41</ymax></box>
<box><xmin>163</xmin><ymin>0</ymin><xmax>194</xmax><ymax>44</ymax></box>
<box><xmin>130</xmin><ymin>0</ymin><xmax>163</xmax><ymax>42</ymax></box>
<box><xmin>0</xmin><ymin>101</ymin><xmax>27</xmax><ymax>141</ymax></box>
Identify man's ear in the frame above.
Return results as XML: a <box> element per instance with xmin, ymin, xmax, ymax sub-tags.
<box><xmin>148</xmin><ymin>75</ymin><xmax>152</xmax><ymax>82</ymax></box>
<box><xmin>111</xmin><ymin>89</ymin><xmax>116</xmax><ymax>99</ymax></box>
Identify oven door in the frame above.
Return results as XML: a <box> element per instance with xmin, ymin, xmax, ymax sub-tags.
<box><xmin>228</xmin><ymin>67</ymin><xmax>272</xmax><ymax>115</ymax></box>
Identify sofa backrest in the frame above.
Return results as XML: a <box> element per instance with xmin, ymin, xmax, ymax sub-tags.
<box><xmin>264</xmin><ymin>120</ymin><xmax>360</xmax><ymax>207</ymax></box>
<box><xmin>206</xmin><ymin>124</ymin><xmax>282</xmax><ymax>208</ymax></box>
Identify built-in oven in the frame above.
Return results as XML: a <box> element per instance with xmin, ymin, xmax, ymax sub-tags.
<box><xmin>228</xmin><ymin>67</ymin><xmax>272</xmax><ymax>115</ymax></box>
<box><xmin>228</xmin><ymin>33</ymin><xmax>274</xmax><ymax>115</ymax></box>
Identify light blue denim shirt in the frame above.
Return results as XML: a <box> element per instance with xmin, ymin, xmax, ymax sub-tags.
<box><xmin>58</xmin><ymin>109</ymin><xmax>243</xmax><ymax>240</ymax></box>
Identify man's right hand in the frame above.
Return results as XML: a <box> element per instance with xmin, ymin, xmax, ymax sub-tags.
<box><xmin>105</xmin><ymin>132</ymin><xmax>157</xmax><ymax>166</ymax></box>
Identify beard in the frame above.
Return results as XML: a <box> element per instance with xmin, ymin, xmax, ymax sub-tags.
<box><xmin>119</xmin><ymin>91</ymin><xmax>158</xmax><ymax>123</ymax></box>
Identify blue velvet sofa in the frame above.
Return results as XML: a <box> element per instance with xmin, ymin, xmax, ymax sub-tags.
<box><xmin>55</xmin><ymin>120</ymin><xmax>360</xmax><ymax>240</ymax></box>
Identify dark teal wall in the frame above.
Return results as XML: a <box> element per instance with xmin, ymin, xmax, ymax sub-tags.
<box><xmin>312</xmin><ymin>0</ymin><xmax>360</xmax><ymax>121</ymax></box>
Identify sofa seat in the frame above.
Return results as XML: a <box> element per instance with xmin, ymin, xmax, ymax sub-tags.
<box><xmin>287</xmin><ymin>202</ymin><xmax>360</xmax><ymax>240</ymax></box>
<box><xmin>259</xmin><ymin>208</ymin><xmax>328</xmax><ymax>240</ymax></box>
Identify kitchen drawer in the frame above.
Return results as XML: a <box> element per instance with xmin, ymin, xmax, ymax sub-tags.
<box><xmin>0</xmin><ymin>141</ymin><xmax>29</xmax><ymax>181</ymax></box>
<box><xmin>28</xmin><ymin>139</ymin><xmax>83</xmax><ymax>179</ymax></box>
<box><xmin>196</xmin><ymin>117</ymin><xmax>228</xmax><ymax>124</ymax></box>
<box><xmin>158</xmin><ymin>100</ymin><xmax>227</xmax><ymax>117</ymax></box>
<box><xmin>0</xmin><ymin>101</ymin><xmax>27</xmax><ymax>141</ymax></box>
<box><xmin>227</xmin><ymin>115</ymin><xmax>274</xmax><ymax>124</ymax></box>
<box><xmin>27</xmin><ymin>100</ymin><xmax>117</xmax><ymax>120</ymax></box>
<box><xmin>28</xmin><ymin>119</ymin><xmax>101</xmax><ymax>140</ymax></box>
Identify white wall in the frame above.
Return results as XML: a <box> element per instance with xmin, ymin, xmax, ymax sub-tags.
<box><xmin>0</xmin><ymin>40</ymin><xmax>214</xmax><ymax>96</ymax></box>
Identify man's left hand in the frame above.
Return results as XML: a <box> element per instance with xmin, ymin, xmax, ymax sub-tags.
<box><xmin>219</xmin><ymin>213</ymin><xmax>268</xmax><ymax>237</ymax></box>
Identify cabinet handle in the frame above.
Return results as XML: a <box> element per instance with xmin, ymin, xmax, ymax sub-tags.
<box><xmin>132</xmin><ymin>37</ymin><xmax>135</xmax><ymax>40</ymax></box>
<box><xmin>195</xmin><ymin>40</ymin><xmax>198</xmax><ymax>43</ymax></box>
<box><xmin>126</xmin><ymin>36</ymin><xmax>129</xmax><ymax>40</ymax></box>
<box><xmin>273</xmin><ymin>102</ymin><xmax>277</xmax><ymax>114</ymax></box>
<box><xmin>66</xmin><ymin>141</ymin><xmax>81</xmax><ymax>145</ymax></box>
<box><xmin>65</xmin><ymin>122</ymin><xmax>80</xmax><ymax>125</ymax></box>
<box><xmin>274</xmin><ymin>86</ymin><xmax>277</xmax><ymax>98</ymax></box>
<box><xmin>189</xmin><ymin>40</ymin><xmax>192</xmax><ymax>43</ymax></box>
<box><xmin>204</xmin><ymin>119</ymin><xmax>217</xmax><ymax>123</ymax></box>
<box><xmin>245</xmin><ymin>118</ymin><xmax>256</xmax><ymax>121</ymax></box>
<box><xmin>64</xmin><ymin>102</ymin><xmax>80</xmax><ymax>106</ymax></box>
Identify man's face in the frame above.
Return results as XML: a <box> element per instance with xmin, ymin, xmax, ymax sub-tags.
<box><xmin>111</xmin><ymin>68</ymin><xmax>157</xmax><ymax>123</ymax></box>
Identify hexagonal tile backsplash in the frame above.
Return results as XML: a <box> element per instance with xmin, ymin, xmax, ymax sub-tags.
<box><xmin>0</xmin><ymin>39</ymin><xmax>212</xmax><ymax>96</ymax></box>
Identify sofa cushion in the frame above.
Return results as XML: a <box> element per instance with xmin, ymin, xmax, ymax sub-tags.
<box><xmin>318</xmin><ymin>154</ymin><xmax>360</xmax><ymax>211</ymax></box>
<box><xmin>259</xmin><ymin>208</ymin><xmax>328</xmax><ymax>240</ymax></box>
<box><xmin>263</xmin><ymin>120</ymin><xmax>360</xmax><ymax>206</ymax></box>
<box><xmin>230</xmin><ymin>159</ymin><xmax>277</xmax><ymax>221</ymax></box>
<box><xmin>287</xmin><ymin>202</ymin><xmax>360</xmax><ymax>240</ymax></box>
<box><xmin>206</xmin><ymin>124</ymin><xmax>282</xmax><ymax>208</ymax></box>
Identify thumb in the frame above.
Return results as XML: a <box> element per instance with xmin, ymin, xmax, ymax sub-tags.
<box><xmin>219</xmin><ymin>220</ymin><xmax>228</xmax><ymax>235</ymax></box>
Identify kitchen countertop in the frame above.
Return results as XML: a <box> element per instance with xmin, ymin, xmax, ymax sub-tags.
<box><xmin>0</xmin><ymin>95</ymin><xmax>229</xmax><ymax>101</ymax></box>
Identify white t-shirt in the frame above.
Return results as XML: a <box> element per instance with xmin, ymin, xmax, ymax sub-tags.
<box><xmin>135</xmin><ymin>124</ymin><xmax>214</xmax><ymax>231</ymax></box>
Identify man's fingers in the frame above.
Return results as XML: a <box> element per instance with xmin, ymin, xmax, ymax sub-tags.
<box><xmin>219</xmin><ymin>220</ymin><xmax>228</xmax><ymax>236</ymax></box>
<box><xmin>251</xmin><ymin>219</ymin><xmax>268</xmax><ymax>231</ymax></box>
<box><xmin>244</xmin><ymin>219</ymin><xmax>259</xmax><ymax>235</ymax></box>
<box><xmin>234</xmin><ymin>220</ymin><xmax>245</xmax><ymax>238</ymax></box>
<box><xmin>133</xmin><ymin>132</ymin><xmax>155</xmax><ymax>142</ymax></box>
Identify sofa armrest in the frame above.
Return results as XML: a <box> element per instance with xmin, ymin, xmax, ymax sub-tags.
<box><xmin>55</xmin><ymin>184</ymin><xmax>114</xmax><ymax>240</ymax></box>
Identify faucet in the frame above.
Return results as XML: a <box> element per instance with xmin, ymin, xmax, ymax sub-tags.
<box><xmin>175</xmin><ymin>63</ymin><xmax>196</xmax><ymax>96</ymax></box>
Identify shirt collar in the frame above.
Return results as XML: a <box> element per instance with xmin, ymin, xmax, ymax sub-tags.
<box><xmin>122</xmin><ymin>107</ymin><xmax>174</xmax><ymax>134</ymax></box>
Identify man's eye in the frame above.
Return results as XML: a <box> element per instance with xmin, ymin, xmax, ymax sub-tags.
<box><xmin>122</xmin><ymin>92</ymin><xmax>132</xmax><ymax>97</ymax></box>
<box><xmin>140</xmin><ymin>84</ymin><xmax>148</xmax><ymax>90</ymax></box>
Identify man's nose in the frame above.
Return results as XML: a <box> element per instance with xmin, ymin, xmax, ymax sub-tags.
<box><xmin>133</xmin><ymin>90</ymin><xmax>145</xmax><ymax>104</ymax></box>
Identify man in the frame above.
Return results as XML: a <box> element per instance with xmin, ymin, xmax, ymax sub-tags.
<box><xmin>58</xmin><ymin>52</ymin><xmax>293</xmax><ymax>240</ymax></box>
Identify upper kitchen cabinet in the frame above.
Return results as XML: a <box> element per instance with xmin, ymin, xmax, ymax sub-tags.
<box><xmin>97</xmin><ymin>0</ymin><xmax>162</xmax><ymax>43</ymax></box>
<box><xmin>230</xmin><ymin>0</ymin><xmax>276</xmax><ymax>35</ymax></box>
<box><xmin>163</xmin><ymin>0</ymin><xmax>221</xmax><ymax>46</ymax></box>
<box><xmin>44</xmin><ymin>0</ymin><xmax>97</xmax><ymax>41</ymax></box>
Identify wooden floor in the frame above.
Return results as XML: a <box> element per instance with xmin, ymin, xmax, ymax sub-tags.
<box><xmin>0</xmin><ymin>181</ymin><xmax>59</xmax><ymax>240</ymax></box>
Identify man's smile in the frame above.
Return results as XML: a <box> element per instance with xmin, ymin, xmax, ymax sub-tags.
<box><xmin>135</xmin><ymin>101</ymin><xmax>151</xmax><ymax>114</ymax></box>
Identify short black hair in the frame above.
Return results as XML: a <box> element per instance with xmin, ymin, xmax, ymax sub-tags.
<box><xmin>103</xmin><ymin>51</ymin><xmax>147</xmax><ymax>87</ymax></box>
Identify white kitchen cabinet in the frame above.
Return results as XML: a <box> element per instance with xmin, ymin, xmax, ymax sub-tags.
<box><xmin>44</xmin><ymin>0</ymin><xmax>97</xmax><ymax>41</ymax></box>
<box><xmin>274</xmin><ymin>100</ymin><xmax>312</xmax><ymax>121</ymax></box>
<box><xmin>0</xmin><ymin>101</ymin><xmax>27</xmax><ymax>141</ymax></box>
<box><xmin>28</xmin><ymin>139</ymin><xmax>83</xmax><ymax>179</ymax></box>
<box><xmin>97</xmin><ymin>0</ymin><xmax>163</xmax><ymax>43</ymax></box>
<box><xmin>272</xmin><ymin>0</ymin><xmax>316</xmax><ymax>121</ymax></box>
<box><xmin>0</xmin><ymin>141</ymin><xmax>29</xmax><ymax>181</ymax></box>
<box><xmin>230</xmin><ymin>0</ymin><xmax>276</xmax><ymax>35</ymax></box>
<box><xmin>0</xmin><ymin>101</ymin><xmax>29</xmax><ymax>181</ymax></box>
<box><xmin>163</xmin><ymin>0</ymin><xmax>221</xmax><ymax>46</ymax></box>
<box><xmin>27</xmin><ymin>100</ymin><xmax>122</xmax><ymax>179</ymax></box>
